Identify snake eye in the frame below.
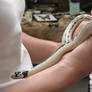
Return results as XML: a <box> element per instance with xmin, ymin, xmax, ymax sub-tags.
<box><xmin>16</xmin><ymin>72</ymin><xmax>23</xmax><ymax>77</ymax></box>
<box><xmin>11</xmin><ymin>71</ymin><xmax>28</xmax><ymax>79</ymax></box>
<box><xmin>11</xmin><ymin>72</ymin><xmax>23</xmax><ymax>79</ymax></box>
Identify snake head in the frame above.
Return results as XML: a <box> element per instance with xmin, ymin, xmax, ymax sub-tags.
<box><xmin>11</xmin><ymin>71</ymin><xmax>28</xmax><ymax>79</ymax></box>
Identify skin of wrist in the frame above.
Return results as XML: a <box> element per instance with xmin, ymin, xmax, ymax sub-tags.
<box><xmin>55</xmin><ymin>59</ymin><xmax>87</xmax><ymax>90</ymax></box>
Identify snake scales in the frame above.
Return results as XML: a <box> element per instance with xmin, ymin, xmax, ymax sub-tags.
<box><xmin>11</xmin><ymin>14</ymin><xmax>92</xmax><ymax>79</ymax></box>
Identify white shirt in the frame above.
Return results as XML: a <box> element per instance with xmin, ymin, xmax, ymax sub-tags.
<box><xmin>0</xmin><ymin>0</ymin><xmax>33</xmax><ymax>88</ymax></box>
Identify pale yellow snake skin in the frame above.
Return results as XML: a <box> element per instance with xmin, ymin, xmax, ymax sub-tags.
<box><xmin>11</xmin><ymin>14</ymin><xmax>92</xmax><ymax>79</ymax></box>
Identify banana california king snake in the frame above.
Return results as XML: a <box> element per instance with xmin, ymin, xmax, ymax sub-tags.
<box><xmin>11</xmin><ymin>14</ymin><xmax>92</xmax><ymax>79</ymax></box>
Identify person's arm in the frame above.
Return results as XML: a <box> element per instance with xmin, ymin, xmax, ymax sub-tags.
<box><xmin>1</xmin><ymin>20</ymin><xmax>92</xmax><ymax>92</ymax></box>
<box><xmin>1</xmin><ymin>35</ymin><xmax>92</xmax><ymax>92</ymax></box>
<box><xmin>22</xmin><ymin>32</ymin><xmax>61</xmax><ymax>64</ymax></box>
<box><xmin>0</xmin><ymin>58</ymin><xmax>86</xmax><ymax>92</ymax></box>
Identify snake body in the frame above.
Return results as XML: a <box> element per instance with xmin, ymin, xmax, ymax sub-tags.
<box><xmin>11</xmin><ymin>14</ymin><xmax>92</xmax><ymax>79</ymax></box>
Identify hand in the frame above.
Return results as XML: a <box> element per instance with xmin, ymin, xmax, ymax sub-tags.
<box><xmin>58</xmin><ymin>21</ymin><xmax>92</xmax><ymax>77</ymax></box>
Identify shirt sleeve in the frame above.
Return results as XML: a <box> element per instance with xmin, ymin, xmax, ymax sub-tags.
<box><xmin>0</xmin><ymin>1</ymin><xmax>22</xmax><ymax>85</ymax></box>
<box><xmin>0</xmin><ymin>1</ymin><xmax>19</xmax><ymax>36</ymax></box>
<box><xmin>0</xmin><ymin>1</ymin><xmax>32</xmax><ymax>87</ymax></box>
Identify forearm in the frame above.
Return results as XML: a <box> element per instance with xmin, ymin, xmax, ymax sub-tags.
<box><xmin>1</xmin><ymin>61</ymin><xmax>84</xmax><ymax>92</ymax></box>
<box><xmin>22</xmin><ymin>32</ymin><xmax>60</xmax><ymax>63</ymax></box>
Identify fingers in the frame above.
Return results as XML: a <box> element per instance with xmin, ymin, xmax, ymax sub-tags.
<box><xmin>72</xmin><ymin>21</ymin><xmax>87</xmax><ymax>39</ymax></box>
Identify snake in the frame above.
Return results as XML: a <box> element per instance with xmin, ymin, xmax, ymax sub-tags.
<box><xmin>11</xmin><ymin>14</ymin><xmax>92</xmax><ymax>79</ymax></box>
